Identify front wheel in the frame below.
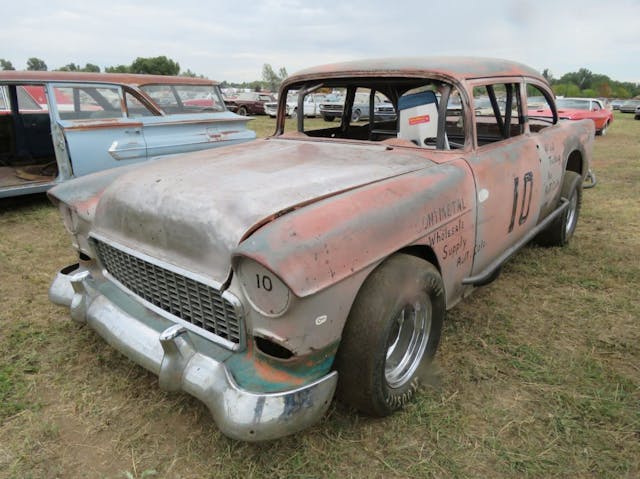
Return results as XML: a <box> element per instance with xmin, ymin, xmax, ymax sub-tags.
<box><xmin>323</xmin><ymin>115</ymin><xmax>335</xmax><ymax>122</ymax></box>
<box><xmin>335</xmin><ymin>254</ymin><xmax>445</xmax><ymax>417</ymax></box>
<box><xmin>535</xmin><ymin>171</ymin><xmax>582</xmax><ymax>246</ymax></box>
<box><xmin>236</xmin><ymin>106</ymin><xmax>248</xmax><ymax>116</ymax></box>
<box><xmin>597</xmin><ymin>121</ymin><xmax>609</xmax><ymax>136</ymax></box>
<box><xmin>351</xmin><ymin>109</ymin><xmax>361</xmax><ymax>122</ymax></box>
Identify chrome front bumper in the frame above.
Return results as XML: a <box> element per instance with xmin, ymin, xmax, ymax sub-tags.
<box><xmin>49</xmin><ymin>263</ymin><xmax>338</xmax><ymax>441</ymax></box>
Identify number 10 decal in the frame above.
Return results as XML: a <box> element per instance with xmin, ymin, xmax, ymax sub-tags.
<box><xmin>508</xmin><ymin>171</ymin><xmax>533</xmax><ymax>233</ymax></box>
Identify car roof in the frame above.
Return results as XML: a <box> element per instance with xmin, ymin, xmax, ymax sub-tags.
<box><xmin>284</xmin><ymin>57</ymin><xmax>545</xmax><ymax>85</ymax></box>
<box><xmin>0</xmin><ymin>70</ymin><xmax>217</xmax><ymax>87</ymax></box>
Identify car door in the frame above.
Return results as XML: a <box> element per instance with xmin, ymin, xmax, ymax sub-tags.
<box><xmin>48</xmin><ymin>83</ymin><xmax>147</xmax><ymax>178</ymax></box>
<box><xmin>465</xmin><ymin>79</ymin><xmax>545</xmax><ymax>276</ymax></box>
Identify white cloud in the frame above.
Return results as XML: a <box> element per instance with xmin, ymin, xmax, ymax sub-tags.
<box><xmin>0</xmin><ymin>0</ymin><xmax>638</xmax><ymax>83</ymax></box>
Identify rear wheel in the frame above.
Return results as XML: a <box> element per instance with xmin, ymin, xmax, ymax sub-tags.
<box><xmin>335</xmin><ymin>254</ymin><xmax>445</xmax><ymax>417</ymax></box>
<box><xmin>351</xmin><ymin>109</ymin><xmax>361</xmax><ymax>122</ymax></box>
<box><xmin>535</xmin><ymin>171</ymin><xmax>582</xmax><ymax>246</ymax></box>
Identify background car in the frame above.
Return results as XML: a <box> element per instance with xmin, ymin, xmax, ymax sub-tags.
<box><xmin>529</xmin><ymin>97</ymin><xmax>613</xmax><ymax>135</ymax></box>
<box><xmin>224</xmin><ymin>91</ymin><xmax>275</xmax><ymax>115</ymax></box>
<box><xmin>610</xmin><ymin>99</ymin><xmax>624</xmax><ymax>110</ymax></box>
<box><xmin>0</xmin><ymin>71</ymin><xmax>255</xmax><ymax>198</ymax></box>
<box><xmin>635</xmin><ymin>105</ymin><xmax>640</xmax><ymax>120</ymax></box>
<box><xmin>264</xmin><ymin>92</ymin><xmax>327</xmax><ymax>118</ymax></box>
<box><xmin>320</xmin><ymin>90</ymin><xmax>395</xmax><ymax>122</ymax></box>
<box><xmin>619</xmin><ymin>99</ymin><xmax>640</xmax><ymax>113</ymax></box>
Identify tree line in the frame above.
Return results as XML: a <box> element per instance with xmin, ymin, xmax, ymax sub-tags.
<box><xmin>543</xmin><ymin>68</ymin><xmax>639</xmax><ymax>99</ymax></box>
<box><xmin>0</xmin><ymin>56</ymin><xmax>289</xmax><ymax>92</ymax></box>
<box><xmin>1</xmin><ymin>56</ymin><xmax>636</xmax><ymax>98</ymax></box>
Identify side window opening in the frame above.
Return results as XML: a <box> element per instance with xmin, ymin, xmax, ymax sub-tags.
<box><xmin>282</xmin><ymin>80</ymin><xmax>466</xmax><ymax>150</ymax></box>
<box><xmin>54</xmin><ymin>85</ymin><xmax>124</xmax><ymax>120</ymax></box>
<box><xmin>140</xmin><ymin>84</ymin><xmax>226</xmax><ymax>114</ymax></box>
<box><xmin>125</xmin><ymin>92</ymin><xmax>155</xmax><ymax>118</ymax></box>
<box><xmin>473</xmin><ymin>83</ymin><xmax>523</xmax><ymax>146</ymax></box>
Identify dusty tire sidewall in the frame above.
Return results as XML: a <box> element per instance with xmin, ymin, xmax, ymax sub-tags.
<box><xmin>335</xmin><ymin>255</ymin><xmax>444</xmax><ymax>416</ymax></box>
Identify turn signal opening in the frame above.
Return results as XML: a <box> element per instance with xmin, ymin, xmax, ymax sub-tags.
<box><xmin>79</xmin><ymin>252</ymin><xmax>91</xmax><ymax>261</ymax></box>
<box><xmin>255</xmin><ymin>337</ymin><xmax>294</xmax><ymax>360</ymax></box>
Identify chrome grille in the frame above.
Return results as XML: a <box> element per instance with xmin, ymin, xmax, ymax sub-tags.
<box><xmin>93</xmin><ymin>239</ymin><xmax>242</xmax><ymax>345</ymax></box>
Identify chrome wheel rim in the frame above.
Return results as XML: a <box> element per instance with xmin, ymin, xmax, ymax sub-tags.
<box><xmin>565</xmin><ymin>190</ymin><xmax>578</xmax><ymax>236</ymax></box>
<box><xmin>385</xmin><ymin>296</ymin><xmax>431</xmax><ymax>388</ymax></box>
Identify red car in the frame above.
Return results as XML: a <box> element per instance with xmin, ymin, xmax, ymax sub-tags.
<box><xmin>529</xmin><ymin>97</ymin><xmax>613</xmax><ymax>136</ymax></box>
<box><xmin>224</xmin><ymin>91</ymin><xmax>275</xmax><ymax>115</ymax></box>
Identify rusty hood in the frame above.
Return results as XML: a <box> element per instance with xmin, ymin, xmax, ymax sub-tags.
<box><xmin>91</xmin><ymin>138</ymin><xmax>433</xmax><ymax>283</ymax></box>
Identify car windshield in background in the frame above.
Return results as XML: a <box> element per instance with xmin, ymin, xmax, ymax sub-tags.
<box><xmin>140</xmin><ymin>84</ymin><xmax>226</xmax><ymax>114</ymax></box>
<box><xmin>556</xmin><ymin>99</ymin><xmax>591</xmax><ymax>110</ymax></box>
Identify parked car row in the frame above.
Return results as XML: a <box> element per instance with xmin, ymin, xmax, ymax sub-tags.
<box><xmin>319</xmin><ymin>90</ymin><xmax>397</xmax><ymax>122</ymax></box>
<box><xmin>264</xmin><ymin>92</ymin><xmax>328</xmax><ymax>118</ymax></box>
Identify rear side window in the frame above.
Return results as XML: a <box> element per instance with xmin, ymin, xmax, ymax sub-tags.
<box><xmin>526</xmin><ymin>84</ymin><xmax>556</xmax><ymax>132</ymax></box>
<box><xmin>141</xmin><ymin>84</ymin><xmax>226</xmax><ymax>114</ymax></box>
<box><xmin>53</xmin><ymin>85</ymin><xmax>124</xmax><ymax>120</ymax></box>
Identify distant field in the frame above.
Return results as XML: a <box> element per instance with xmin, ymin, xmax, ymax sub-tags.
<box><xmin>1</xmin><ymin>113</ymin><xmax>638</xmax><ymax>479</ymax></box>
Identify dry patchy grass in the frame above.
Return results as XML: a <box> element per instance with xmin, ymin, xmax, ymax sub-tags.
<box><xmin>0</xmin><ymin>113</ymin><xmax>638</xmax><ymax>479</ymax></box>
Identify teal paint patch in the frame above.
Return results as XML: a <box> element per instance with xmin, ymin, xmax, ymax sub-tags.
<box><xmin>225</xmin><ymin>341</ymin><xmax>339</xmax><ymax>393</ymax></box>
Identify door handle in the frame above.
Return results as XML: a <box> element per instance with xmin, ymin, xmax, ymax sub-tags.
<box><xmin>124</xmin><ymin>128</ymin><xmax>141</xmax><ymax>135</ymax></box>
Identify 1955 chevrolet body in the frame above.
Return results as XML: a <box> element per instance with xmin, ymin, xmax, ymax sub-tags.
<box><xmin>49</xmin><ymin>57</ymin><xmax>594</xmax><ymax>441</ymax></box>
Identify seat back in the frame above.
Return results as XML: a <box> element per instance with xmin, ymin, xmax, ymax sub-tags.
<box><xmin>398</xmin><ymin>91</ymin><xmax>439</xmax><ymax>147</ymax></box>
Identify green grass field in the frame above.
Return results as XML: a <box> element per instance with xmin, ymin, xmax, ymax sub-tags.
<box><xmin>1</xmin><ymin>113</ymin><xmax>638</xmax><ymax>479</ymax></box>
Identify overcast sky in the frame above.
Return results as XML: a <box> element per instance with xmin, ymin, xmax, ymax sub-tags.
<box><xmin>1</xmin><ymin>0</ymin><xmax>639</xmax><ymax>84</ymax></box>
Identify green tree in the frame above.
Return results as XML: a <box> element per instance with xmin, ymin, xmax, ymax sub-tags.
<box><xmin>57</xmin><ymin>62</ymin><xmax>80</xmax><ymax>71</ymax></box>
<box><xmin>262</xmin><ymin>64</ymin><xmax>288</xmax><ymax>92</ymax></box>
<box><xmin>552</xmin><ymin>83</ymin><xmax>581</xmax><ymax>97</ymax></box>
<box><xmin>105</xmin><ymin>64</ymin><xmax>131</xmax><ymax>73</ymax></box>
<box><xmin>26</xmin><ymin>57</ymin><xmax>47</xmax><ymax>71</ymax></box>
<box><xmin>0</xmin><ymin>59</ymin><xmax>15</xmax><ymax>70</ymax></box>
<box><xmin>180</xmin><ymin>68</ymin><xmax>205</xmax><ymax>78</ymax></box>
<box><xmin>83</xmin><ymin>63</ymin><xmax>100</xmax><ymax>73</ymax></box>
<box><xmin>130</xmin><ymin>56</ymin><xmax>180</xmax><ymax>75</ymax></box>
<box><xmin>542</xmin><ymin>68</ymin><xmax>554</xmax><ymax>83</ymax></box>
<box><xmin>58</xmin><ymin>62</ymin><xmax>101</xmax><ymax>73</ymax></box>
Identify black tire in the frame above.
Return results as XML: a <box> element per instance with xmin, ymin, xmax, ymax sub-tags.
<box><xmin>597</xmin><ymin>121</ymin><xmax>608</xmax><ymax>136</ymax></box>
<box><xmin>290</xmin><ymin>108</ymin><xmax>298</xmax><ymax>119</ymax></box>
<box><xmin>323</xmin><ymin>115</ymin><xmax>335</xmax><ymax>122</ymax></box>
<box><xmin>351</xmin><ymin>109</ymin><xmax>361</xmax><ymax>122</ymax></box>
<box><xmin>535</xmin><ymin>171</ymin><xmax>582</xmax><ymax>246</ymax></box>
<box><xmin>237</xmin><ymin>106</ymin><xmax>248</xmax><ymax>116</ymax></box>
<box><xmin>335</xmin><ymin>254</ymin><xmax>445</xmax><ymax>417</ymax></box>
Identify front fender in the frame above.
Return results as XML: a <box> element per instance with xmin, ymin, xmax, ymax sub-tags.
<box><xmin>233</xmin><ymin>159</ymin><xmax>477</xmax><ymax>307</ymax></box>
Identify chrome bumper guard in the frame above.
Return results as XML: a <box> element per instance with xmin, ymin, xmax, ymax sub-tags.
<box><xmin>49</xmin><ymin>264</ymin><xmax>338</xmax><ymax>442</ymax></box>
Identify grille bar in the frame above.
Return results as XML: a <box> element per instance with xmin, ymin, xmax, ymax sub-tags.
<box><xmin>93</xmin><ymin>238</ymin><xmax>242</xmax><ymax>346</ymax></box>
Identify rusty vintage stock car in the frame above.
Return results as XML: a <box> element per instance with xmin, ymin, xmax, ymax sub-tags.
<box><xmin>49</xmin><ymin>58</ymin><xmax>594</xmax><ymax>441</ymax></box>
